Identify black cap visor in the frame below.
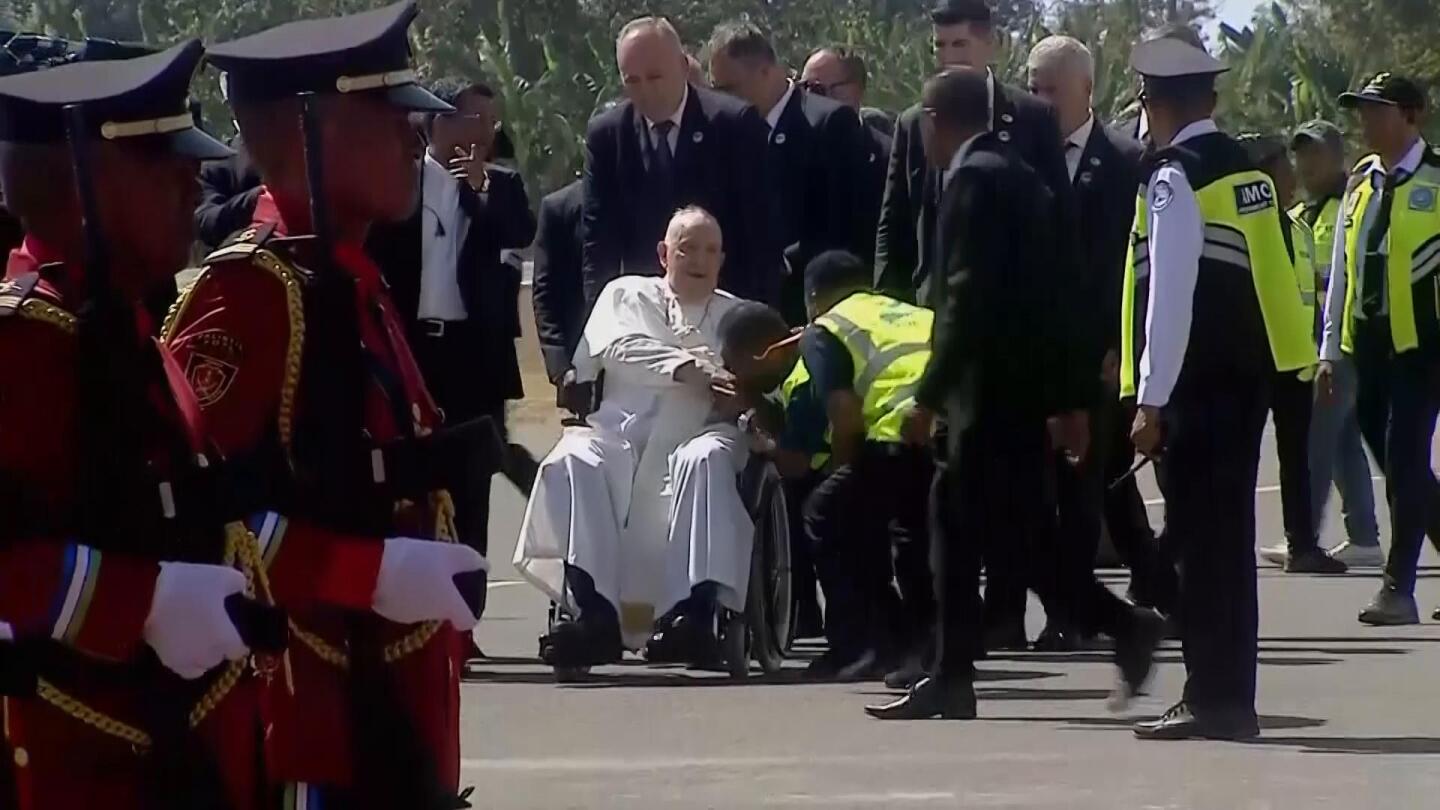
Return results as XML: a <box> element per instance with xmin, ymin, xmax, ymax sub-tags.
<box><xmin>1338</xmin><ymin>91</ymin><xmax>1396</xmax><ymax>109</ymax></box>
<box><xmin>384</xmin><ymin>82</ymin><xmax>452</xmax><ymax>113</ymax></box>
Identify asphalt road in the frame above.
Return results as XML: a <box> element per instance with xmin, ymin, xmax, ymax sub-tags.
<box><xmin>460</xmin><ymin>409</ymin><xmax>1440</xmax><ymax>809</ymax></box>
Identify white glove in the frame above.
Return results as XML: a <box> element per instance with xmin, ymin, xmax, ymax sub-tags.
<box><xmin>143</xmin><ymin>563</ymin><xmax>250</xmax><ymax>680</ymax></box>
<box><xmin>373</xmin><ymin>538</ymin><xmax>488</xmax><ymax>631</ymax></box>
<box><xmin>0</xmin><ymin>621</ymin><xmax>12</xmax><ymax>642</ymax></box>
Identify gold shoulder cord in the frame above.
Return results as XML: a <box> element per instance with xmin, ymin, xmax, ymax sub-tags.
<box><xmin>16</xmin><ymin>299</ymin><xmax>78</xmax><ymax>334</ymax></box>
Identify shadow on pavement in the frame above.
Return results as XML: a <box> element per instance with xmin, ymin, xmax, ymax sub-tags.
<box><xmin>986</xmin><ymin>652</ymin><xmax>1342</xmax><ymax>667</ymax></box>
<box><xmin>1245</xmin><ymin>736</ymin><xmax>1440</xmax><ymax>755</ymax></box>
<box><xmin>462</xmin><ymin>666</ymin><xmax>1059</xmax><ymax>688</ymax></box>
<box><xmin>982</xmin><ymin>714</ymin><xmax>1328</xmax><ymax>733</ymax></box>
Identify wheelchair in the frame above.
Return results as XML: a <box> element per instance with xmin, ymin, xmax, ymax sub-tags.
<box><xmin>545</xmin><ymin>451</ymin><xmax>795</xmax><ymax>681</ymax></box>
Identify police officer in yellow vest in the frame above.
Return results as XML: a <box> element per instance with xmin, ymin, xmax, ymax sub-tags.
<box><xmin>1238</xmin><ymin>134</ymin><xmax>1349</xmax><ymax>575</ymax></box>
<box><xmin>1121</xmin><ymin>39</ymin><xmax>1316</xmax><ymax>741</ymax></box>
<box><xmin>1321</xmin><ymin>72</ymin><xmax>1440</xmax><ymax>626</ymax></box>
<box><xmin>790</xmin><ymin>250</ymin><xmax>937</xmax><ymax>683</ymax></box>
<box><xmin>1289</xmin><ymin>119</ymin><xmax>1385</xmax><ymax>570</ymax></box>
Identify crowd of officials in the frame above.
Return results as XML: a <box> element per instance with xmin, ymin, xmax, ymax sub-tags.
<box><xmin>0</xmin><ymin>0</ymin><xmax>1438</xmax><ymax>805</ymax></box>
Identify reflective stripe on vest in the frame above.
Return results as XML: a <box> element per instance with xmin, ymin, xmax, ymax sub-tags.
<box><xmin>1120</xmin><ymin>168</ymin><xmax>1318</xmax><ymax>398</ymax></box>
<box><xmin>1340</xmin><ymin>154</ymin><xmax>1440</xmax><ymax>354</ymax></box>
<box><xmin>814</xmin><ymin>292</ymin><xmax>934</xmax><ymax>443</ymax></box>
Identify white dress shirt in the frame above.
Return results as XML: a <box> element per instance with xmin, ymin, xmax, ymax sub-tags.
<box><xmin>644</xmin><ymin>83</ymin><xmax>689</xmax><ymax>154</ymax></box>
<box><xmin>1065</xmin><ymin>114</ymin><xmax>1095</xmax><ymax>183</ymax></box>
<box><xmin>1136</xmin><ymin>118</ymin><xmax>1217</xmax><ymax>408</ymax></box>
<box><xmin>418</xmin><ymin>150</ymin><xmax>469</xmax><ymax>322</ymax></box>
<box><xmin>765</xmin><ymin>81</ymin><xmax>797</xmax><ymax>132</ymax></box>
<box><xmin>1319</xmin><ymin>137</ymin><xmax>1428</xmax><ymax>360</ymax></box>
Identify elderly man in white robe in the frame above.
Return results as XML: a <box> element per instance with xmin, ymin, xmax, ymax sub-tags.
<box><xmin>516</xmin><ymin>206</ymin><xmax>753</xmax><ymax>668</ymax></box>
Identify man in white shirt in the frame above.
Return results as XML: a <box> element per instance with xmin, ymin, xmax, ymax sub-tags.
<box><xmin>517</xmin><ymin>207</ymin><xmax>752</xmax><ymax>671</ymax></box>
<box><xmin>1320</xmin><ymin>72</ymin><xmax>1440</xmax><ymax>626</ymax></box>
<box><xmin>706</xmin><ymin>21</ymin><xmax>867</xmax><ymax>323</ymax></box>
<box><xmin>1123</xmin><ymin>39</ymin><xmax>1315</xmax><ymax>741</ymax></box>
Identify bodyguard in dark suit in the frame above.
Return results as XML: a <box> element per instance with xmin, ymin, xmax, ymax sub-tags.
<box><xmin>866</xmin><ymin>69</ymin><xmax>1162</xmax><ymax>721</ymax></box>
<box><xmin>1025</xmin><ymin>35</ymin><xmax>1177</xmax><ymax>647</ymax></box>
<box><xmin>874</xmin><ymin>0</ymin><xmax>1074</xmax><ymax>309</ymax></box>
<box><xmin>583</xmin><ymin>17</ymin><xmax>778</xmax><ymax>308</ymax></box>
<box><xmin>195</xmin><ymin>134</ymin><xmax>262</xmax><ymax>248</ymax></box>
<box><xmin>801</xmin><ymin>47</ymin><xmax>894</xmax><ymax>266</ymax></box>
<box><xmin>367</xmin><ymin>79</ymin><xmax>538</xmax><ymax>568</ymax></box>
<box><xmin>532</xmin><ymin>179</ymin><xmax>587</xmax><ymax>389</ymax></box>
<box><xmin>708</xmin><ymin>21</ymin><xmax>867</xmax><ymax>323</ymax></box>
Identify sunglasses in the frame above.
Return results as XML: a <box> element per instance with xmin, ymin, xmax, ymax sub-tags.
<box><xmin>801</xmin><ymin>78</ymin><xmax>856</xmax><ymax>98</ymax></box>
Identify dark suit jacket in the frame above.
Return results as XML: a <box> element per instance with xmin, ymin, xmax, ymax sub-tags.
<box><xmin>367</xmin><ymin>162</ymin><xmax>537</xmax><ymax>406</ymax></box>
<box><xmin>874</xmin><ymin>81</ymin><xmax>1073</xmax><ymax>307</ymax></box>
<box><xmin>581</xmin><ymin>84</ymin><xmax>779</xmax><ymax>308</ymax></box>
<box><xmin>916</xmin><ymin>133</ymin><xmax>1066</xmax><ymax>433</ymax></box>
<box><xmin>769</xmin><ymin>86</ymin><xmax>867</xmax><ymax>282</ymax></box>
<box><xmin>532</xmin><ymin>179</ymin><xmax>585</xmax><ymax>382</ymax></box>
<box><xmin>856</xmin><ymin>122</ymin><xmax>893</xmax><ymax>267</ymax></box>
<box><xmin>1071</xmin><ymin>121</ymin><xmax>1145</xmax><ymax>382</ymax></box>
<box><xmin>195</xmin><ymin>136</ymin><xmax>263</xmax><ymax>250</ymax></box>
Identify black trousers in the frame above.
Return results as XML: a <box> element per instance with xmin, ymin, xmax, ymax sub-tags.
<box><xmin>1352</xmin><ymin>326</ymin><xmax>1440</xmax><ymax>594</ymax></box>
<box><xmin>932</xmin><ymin>417</ymin><xmax>1134</xmax><ymax>685</ymax></box>
<box><xmin>1270</xmin><ymin>371</ymin><xmax>1318</xmax><ymax>552</ymax></box>
<box><xmin>1099</xmin><ymin>393</ymin><xmax>1178</xmax><ymax>614</ymax></box>
<box><xmin>804</xmin><ymin>442</ymin><xmax>934</xmax><ymax>661</ymax></box>
<box><xmin>1046</xmin><ymin>403</ymin><xmax>1105</xmax><ymax>632</ymax></box>
<box><xmin>784</xmin><ymin>472</ymin><xmax>824</xmax><ymax>630</ymax></box>
<box><xmin>411</xmin><ymin>323</ymin><xmax>538</xmax><ymax>557</ymax></box>
<box><xmin>1156</xmin><ymin>378</ymin><xmax>1268</xmax><ymax>717</ymax></box>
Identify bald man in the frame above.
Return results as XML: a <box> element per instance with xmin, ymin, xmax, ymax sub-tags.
<box><xmin>581</xmin><ymin>16</ymin><xmax>779</xmax><ymax>310</ymax></box>
<box><xmin>517</xmin><ymin>206</ymin><xmax>754</xmax><ymax>672</ymax></box>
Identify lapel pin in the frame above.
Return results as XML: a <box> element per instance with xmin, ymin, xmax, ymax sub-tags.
<box><xmin>692</xmin><ymin>131</ymin><xmax>704</xmax><ymax>144</ymax></box>
<box><xmin>1090</xmin><ymin>156</ymin><xmax>1101</xmax><ymax>167</ymax></box>
<box><xmin>774</xmin><ymin>132</ymin><xmax>787</xmax><ymax>145</ymax></box>
<box><xmin>1001</xmin><ymin>113</ymin><xmax>1014</xmax><ymax>124</ymax></box>
<box><xmin>998</xmin><ymin>130</ymin><xmax>1012</xmax><ymax>142</ymax></box>
<box><xmin>1079</xmin><ymin>170</ymin><xmax>1094</xmax><ymax>184</ymax></box>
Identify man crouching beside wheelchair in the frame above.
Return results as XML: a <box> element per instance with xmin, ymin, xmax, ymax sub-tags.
<box><xmin>514</xmin><ymin>206</ymin><xmax>761</xmax><ymax>674</ymax></box>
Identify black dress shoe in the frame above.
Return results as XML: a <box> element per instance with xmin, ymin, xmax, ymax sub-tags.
<box><xmin>1432</xmin><ymin>606</ymin><xmax>1440</xmax><ymax>622</ymax></box>
<box><xmin>1284</xmin><ymin>548</ymin><xmax>1348</xmax><ymax>574</ymax></box>
<box><xmin>865</xmin><ymin>677</ymin><xmax>977</xmax><ymax>720</ymax></box>
<box><xmin>1032</xmin><ymin>624</ymin><xmax>1078</xmax><ymax>652</ymax></box>
<box><xmin>1111</xmin><ymin>608</ymin><xmax>1166</xmax><ymax>709</ymax></box>
<box><xmin>982</xmin><ymin>621</ymin><xmax>1028</xmax><ymax>652</ymax></box>
<box><xmin>1133</xmin><ymin>701</ymin><xmax>1259</xmax><ymax>741</ymax></box>
<box><xmin>883</xmin><ymin>653</ymin><xmax>927</xmax><ymax>690</ymax></box>
<box><xmin>1358</xmin><ymin>587</ymin><xmax>1420</xmax><ymax>626</ymax></box>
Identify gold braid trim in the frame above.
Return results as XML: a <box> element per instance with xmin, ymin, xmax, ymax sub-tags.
<box><xmin>189</xmin><ymin>522</ymin><xmax>284</xmax><ymax>727</ymax></box>
<box><xmin>378</xmin><ymin>489</ymin><xmax>461</xmax><ymax>664</ymax></box>
<box><xmin>16</xmin><ymin>299</ymin><xmax>78</xmax><ymax>334</ymax></box>
<box><xmin>161</xmin><ymin>249</ymin><xmax>306</xmax><ymax>452</ymax></box>
<box><xmin>290</xmin><ymin>620</ymin><xmax>351</xmax><ymax>670</ymax></box>
<box><xmin>36</xmin><ymin>679</ymin><xmax>152</xmax><ymax>751</ymax></box>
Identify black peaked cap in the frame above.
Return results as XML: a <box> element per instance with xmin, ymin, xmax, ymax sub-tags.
<box><xmin>0</xmin><ymin>38</ymin><xmax>231</xmax><ymax>159</ymax></box>
<box><xmin>207</xmin><ymin>1</ymin><xmax>450</xmax><ymax>112</ymax></box>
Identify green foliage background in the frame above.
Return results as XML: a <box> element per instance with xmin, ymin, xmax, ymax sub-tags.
<box><xmin>6</xmin><ymin>0</ymin><xmax>1439</xmax><ymax>197</ymax></box>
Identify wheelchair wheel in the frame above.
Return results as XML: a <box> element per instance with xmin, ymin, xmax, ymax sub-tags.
<box><xmin>721</xmin><ymin>610</ymin><xmax>748</xmax><ymax>680</ymax></box>
<box><xmin>745</xmin><ymin>464</ymin><xmax>793</xmax><ymax>675</ymax></box>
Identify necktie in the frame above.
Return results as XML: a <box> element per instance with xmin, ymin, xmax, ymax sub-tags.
<box><xmin>1361</xmin><ymin>171</ymin><xmax>1402</xmax><ymax>319</ymax></box>
<box><xmin>651</xmin><ymin>120</ymin><xmax>675</xmax><ymax>176</ymax></box>
<box><xmin>1066</xmin><ymin>140</ymin><xmax>1082</xmax><ymax>182</ymax></box>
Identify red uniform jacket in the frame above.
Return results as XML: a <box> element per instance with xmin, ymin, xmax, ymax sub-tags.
<box><xmin>163</xmin><ymin>190</ymin><xmax>462</xmax><ymax>796</ymax></box>
<box><xmin>0</xmin><ymin>237</ymin><xmax>268</xmax><ymax>810</ymax></box>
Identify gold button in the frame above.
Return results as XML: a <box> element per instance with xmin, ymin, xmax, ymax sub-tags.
<box><xmin>13</xmin><ymin>746</ymin><xmax>28</xmax><ymax>767</ymax></box>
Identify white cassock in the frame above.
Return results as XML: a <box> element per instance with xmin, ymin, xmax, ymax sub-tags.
<box><xmin>514</xmin><ymin>276</ymin><xmax>753</xmax><ymax>649</ymax></box>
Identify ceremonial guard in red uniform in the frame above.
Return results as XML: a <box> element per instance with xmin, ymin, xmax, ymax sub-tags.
<box><xmin>0</xmin><ymin>41</ymin><xmax>288</xmax><ymax>810</ymax></box>
<box><xmin>163</xmin><ymin>3</ymin><xmax>491</xmax><ymax>806</ymax></box>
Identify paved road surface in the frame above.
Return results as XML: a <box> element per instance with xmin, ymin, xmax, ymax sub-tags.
<box><xmin>459</xmin><ymin>408</ymin><xmax>1440</xmax><ymax>809</ymax></box>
